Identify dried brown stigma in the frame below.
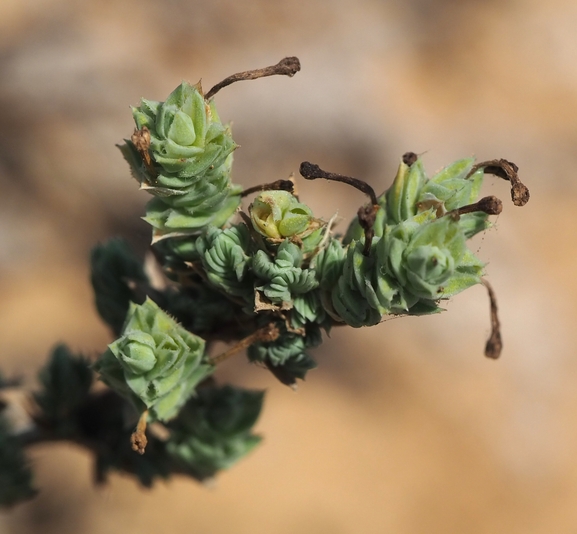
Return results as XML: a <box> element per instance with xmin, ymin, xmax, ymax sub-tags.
<box><xmin>446</xmin><ymin>195</ymin><xmax>503</xmax><ymax>219</ymax></box>
<box><xmin>402</xmin><ymin>152</ymin><xmax>418</xmax><ymax>166</ymax></box>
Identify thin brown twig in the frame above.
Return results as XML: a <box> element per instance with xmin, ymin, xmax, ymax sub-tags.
<box><xmin>205</xmin><ymin>57</ymin><xmax>301</xmax><ymax>100</ymax></box>
<box><xmin>241</xmin><ymin>179</ymin><xmax>294</xmax><ymax>197</ymax></box>
<box><xmin>299</xmin><ymin>162</ymin><xmax>378</xmax><ymax>205</ymax></box>
<box><xmin>211</xmin><ymin>323</ymin><xmax>280</xmax><ymax>364</ymax></box>
<box><xmin>299</xmin><ymin>161</ymin><xmax>379</xmax><ymax>256</ymax></box>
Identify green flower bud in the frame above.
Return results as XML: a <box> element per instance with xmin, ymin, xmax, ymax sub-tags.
<box><xmin>385</xmin><ymin>157</ymin><xmax>427</xmax><ymax>224</ymax></box>
<box><xmin>130</xmin><ymin>82</ymin><xmax>237</xmax><ymax>182</ymax></box>
<box><xmin>117</xmin><ymin>331</ymin><xmax>157</xmax><ymax>373</ymax></box>
<box><xmin>94</xmin><ymin>298</ymin><xmax>213</xmax><ymax>422</ymax></box>
<box><xmin>252</xmin><ymin>240</ymin><xmax>318</xmax><ymax>304</ymax></box>
<box><xmin>331</xmin><ymin>213</ymin><xmax>486</xmax><ymax>325</ymax></box>
<box><xmin>417</xmin><ymin>158</ymin><xmax>482</xmax><ymax>213</ymax></box>
<box><xmin>406</xmin><ymin>244</ymin><xmax>455</xmax><ymax>294</ymax></box>
<box><xmin>250</xmin><ymin>190</ymin><xmax>313</xmax><ymax>239</ymax></box>
<box><xmin>320</xmin><ymin>156</ymin><xmax>498</xmax><ymax>324</ymax></box>
<box><xmin>379</xmin><ymin>216</ymin><xmax>483</xmax><ymax>301</ymax></box>
<box><xmin>120</xmin><ymin>82</ymin><xmax>242</xmax><ymax>235</ymax></box>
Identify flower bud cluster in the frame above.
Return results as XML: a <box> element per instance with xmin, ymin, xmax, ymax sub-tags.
<box><xmin>95</xmin><ymin>298</ymin><xmax>213</xmax><ymax>422</ymax></box>
<box><xmin>326</xmin><ymin>157</ymin><xmax>490</xmax><ymax>326</ymax></box>
<box><xmin>109</xmin><ymin>75</ymin><xmax>504</xmax><ymax>439</ymax></box>
<box><xmin>119</xmin><ymin>82</ymin><xmax>242</xmax><ymax>237</ymax></box>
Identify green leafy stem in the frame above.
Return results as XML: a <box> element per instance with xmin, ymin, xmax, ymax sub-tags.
<box><xmin>0</xmin><ymin>56</ymin><xmax>530</xmax><ymax>506</ymax></box>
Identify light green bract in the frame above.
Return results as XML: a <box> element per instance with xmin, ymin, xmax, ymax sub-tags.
<box><xmin>250</xmin><ymin>190</ymin><xmax>312</xmax><ymax>239</ymax></box>
<box><xmin>94</xmin><ymin>298</ymin><xmax>213</xmax><ymax>421</ymax></box>
<box><xmin>250</xmin><ymin>190</ymin><xmax>324</xmax><ymax>253</ymax></box>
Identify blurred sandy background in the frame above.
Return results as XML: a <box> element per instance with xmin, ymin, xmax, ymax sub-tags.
<box><xmin>1</xmin><ymin>0</ymin><xmax>576</xmax><ymax>532</ymax></box>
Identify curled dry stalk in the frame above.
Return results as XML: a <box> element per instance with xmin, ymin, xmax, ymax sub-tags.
<box><xmin>468</xmin><ymin>159</ymin><xmax>530</xmax><ymax>207</ymax></box>
<box><xmin>205</xmin><ymin>57</ymin><xmax>301</xmax><ymax>100</ymax></box>
<box><xmin>299</xmin><ymin>161</ymin><xmax>379</xmax><ymax>256</ymax></box>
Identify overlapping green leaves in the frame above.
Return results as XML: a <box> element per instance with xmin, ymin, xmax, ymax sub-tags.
<box><xmin>327</xmin><ymin>155</ymin><xmax>491</xmax><ymax>326</ymax></box>
<box><xmin>94</xmin><ymin>298</ymin><xmax>213</xmax><ymax>421</ymax></box>
<box><xmin>253</xmin><ymin>240</ymin><xmax>318</xmax><ymax>305</ymax></box>
<box><xmin>248</xmin><ymin>322</ymin><xmax>321</xmax><ymax>385</ymax></box>
<box><xmin>119</xmin><ymin>82</ymin><xmax>242</xmax><ymax>235</ymax></box>
<box><xmin>196</xmin><ymin>224</ymin><xmax>254</xmax><ymax>302</ymax></box>
<box><xmin>166</xmin><ymin>384</ymin><xmax>264</xmax><ymax>480</ymax></box>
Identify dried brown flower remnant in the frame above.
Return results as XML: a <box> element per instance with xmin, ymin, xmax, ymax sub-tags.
<box><xmin>206</xmin><ymin>57</ymin><xmax>301</xmax><ymax>100</ymax></box>
<box><xmin>469</xmin><ymin>159</ymin><xmax>529</xmax><ymax>207</ymax></box>
<box><xmin>482</xmin><ymin>279</ymin><xmax>502</xmax><ymax>359</ymax></box>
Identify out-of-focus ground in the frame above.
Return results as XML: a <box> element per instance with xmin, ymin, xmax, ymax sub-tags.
<box><xmin>0</xmin><ymin>0</ymin><xmax>576</xmax><ymax>532</ymax></box>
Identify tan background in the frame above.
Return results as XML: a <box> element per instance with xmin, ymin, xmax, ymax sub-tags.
<box><xmin>1</xmin><ymin>0</ymin><xmax>576</xmax><ymax>532</ymax></box>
